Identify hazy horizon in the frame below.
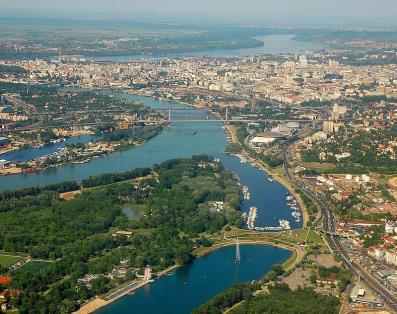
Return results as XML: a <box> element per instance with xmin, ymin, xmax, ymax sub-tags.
<box><xmin>1</xmin><ymin>0</ymin><xmax>397</xmax><ymax>27</ymax></box>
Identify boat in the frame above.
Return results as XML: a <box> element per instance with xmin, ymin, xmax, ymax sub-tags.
<box><xmin>267</xmin><ymin>177</ymin><xmax>273</xmax><ymax>183</ymax></box>
<box><xmin>279</xmin><ymin>219</ymin><xmax>291</xmax><ymax>230</ymax></box>
<box><xmin>242</xmin><ymin>212</ymin><xmax>248</xmax><ymax>219</ymax></box>
<box><xmin>242</xmin><ymin>186</ymin><xmax>250</xmax><ymax>200</ymax></box>
<box><xmin>291</xmin><ymin>211</ymin><xmax>301</xmax><ymax>219</ymax></box>
<box><xmin>247</xmin><ymin>207</ymin><xmax>258</xmax><ymax>230</ymax></box>
<box><xmin>191</xmin><ymin>130</ymin><xmax>197</xmax><ymax>135</ymax></box>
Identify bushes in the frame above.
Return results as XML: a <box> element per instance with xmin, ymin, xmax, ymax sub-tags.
<box><xmin>230</xmin><ymin>283</ymin><xmax>340</xmax><ymax>314</ymax></box>
<box><xmin>192</xmin><ymin>282</ymin><xmax>257</xmax><ymax>314</ymax></box>
<box><xmin>81</xmin><ymin>167</ymin><xmax>151</xmax><ymax>188</ymax></box>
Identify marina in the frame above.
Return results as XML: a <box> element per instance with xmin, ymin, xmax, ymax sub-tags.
<box><xmin>247</xmin><ymin>206</ymin><xmax>257</xmax><ymax>230</ymax></box>
<box><xmin>0</xmin><ymin>93</ymin><xmax>303</xmax><ymax>313</ymax></box>
<box><xmin>242</xmin><ymin>185</ymin><xmax>250</xmax><ymax>200</ymax></box>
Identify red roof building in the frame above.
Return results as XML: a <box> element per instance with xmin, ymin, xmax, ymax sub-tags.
<box><xmin>0</xmin><ymin>277</ymin><xmax>11</xmax><ymax>285</ymax></box>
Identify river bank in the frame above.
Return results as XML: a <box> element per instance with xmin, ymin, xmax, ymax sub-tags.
<box><xmin>96</xmin><ymin>244</ymin><xmax>291</xmax><ymax>314</ymax></box>
<box><xmin>75</xmin><ymin>241</ymin><xmax>291</xmax><ymax>314</ymax></box>
<box><xmin>224</xmin><ymin>124</ymin><xmax>309</xmax><ymax>228</ymax></box>
<box><xmin>0</xmin><ymin>92</ymin><xmax>304</xmax><ymax>314</ymax></box>
<box><xmin>194</xmin><ymin>238</ymin><xmax>302</xmax><ymax>272</ymax></box>
<box><xmin>0</xmin><ymin>129</ymin><xmax>162</xmax><ymax>177</ymax></box>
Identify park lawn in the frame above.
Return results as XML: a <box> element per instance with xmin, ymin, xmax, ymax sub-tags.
<box><xmin>0</xmin><ymin>254</ymin><xmax>22</xmax><ymax>267</ymax></box>
<box><xmin>16</xmin><ymin>260</ymin><xmax>54</xmax><ymax>274</ymax></box>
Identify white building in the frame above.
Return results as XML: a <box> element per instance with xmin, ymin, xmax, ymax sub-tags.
<box><xmin>385</xmin><ymin>221</ymin><xmax>395</xmax><ymax>234</ymax></box>
<box><xmin>250</xmin><ymin>132</ymin><xmax>286</xmax><ymax>146</ymax></box>
<box><xmin>385</xmin><ymin>249</ymin><xmax>397</xmax><ymax>266</ymax></box>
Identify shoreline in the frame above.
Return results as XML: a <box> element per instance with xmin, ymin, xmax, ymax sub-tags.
<box><xmin>195</xmin><ymin>239</ymin><xmax>302</xmax><ymax>272</ymax></box>
<box><xmin>10</xmin><ymin>91</ymin><xmax>306</xmax><ymax>313</ymax></box>
<box><xmin>0</xmin><ymin>132</ymin><xmax>161</xmax><ymax>178</ymax></box>
<box><xmin>223</xmin><ymin>124</ymin><xmax>309</xmax><ymax>228</ymax></box>
<box><xmin>77</xmin><ymin>240</ymin><xmax>300</xmax><ymax>314</ymax></box>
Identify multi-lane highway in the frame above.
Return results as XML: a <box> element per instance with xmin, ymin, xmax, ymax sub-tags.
<box><xmin>283</xmin><ymin>151</ymin><xmax>397</xmax><ymax>311</ymax></box>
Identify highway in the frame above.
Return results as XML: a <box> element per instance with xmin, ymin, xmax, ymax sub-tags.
<box><xmin>283</xmin><ymin>150</ymin><xmax>397</xmax><ymax>311</ymax></box>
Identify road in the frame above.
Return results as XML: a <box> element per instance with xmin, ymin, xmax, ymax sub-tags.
<box><xmin>283</xmin><ymin>150</ymin><xmax>397</xmax><ymax>311</ymax></box>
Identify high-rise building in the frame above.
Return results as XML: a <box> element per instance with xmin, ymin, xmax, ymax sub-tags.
<box><xmin>323</xmin><ymin>121</ymin><xmax>335</xmax><ymax>134</ymax></box>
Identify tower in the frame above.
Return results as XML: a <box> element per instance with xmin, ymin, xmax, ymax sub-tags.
<box><xmin>144</xmin><ymin>265</ymin><xmax>152</xmax><ymax>281</ymax></box>
<box><xmin>235</xmin><ymin>238</ymin><xmax>241</xmax><ymax>263</ymax></box>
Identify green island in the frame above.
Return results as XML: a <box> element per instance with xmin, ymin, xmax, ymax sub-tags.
<box><xmin>0</xmin><ymin>156</ymin><xmax>245</xmax><ymax>313</ymax></box>
<box><xmin>0</xmin><ymin>82</ymin><xmax>164</xmax><ymax>174</ymax></box>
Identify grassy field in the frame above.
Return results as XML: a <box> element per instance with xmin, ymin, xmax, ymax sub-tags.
<box><xmin>0</xmin><ymin>254</ymin><xmax>23</xmax><ymax>267</ymax></box>
<box><xmin>16</xmin><ymin>260</ymin><xmax>54</xmax><ymax>274</ymax></box>
<box><xmin>301</xmin><ymin>162</ymin><xmax>336</xmax><ymax>172</ymax></box>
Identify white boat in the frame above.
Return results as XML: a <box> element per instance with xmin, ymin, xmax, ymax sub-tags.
<box><xmin>291</xmin><ymin>211</ymin><xmax>301</xmax><ymax>219</ymax></box>
<box><xmin>247</xmin><ymin>207</ymin><xmax>257</xmax><ymax>230</ymax></box>
<box><xmin>279</xmin><ymin>219</ymin><xmax>291</xmax><ymax>230</ymax></box>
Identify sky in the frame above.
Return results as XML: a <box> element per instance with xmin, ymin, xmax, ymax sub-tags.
<box><xmin>1</xmin><ymin>0</ymin><xmax>397</xmax><ymax>22</ymax></box>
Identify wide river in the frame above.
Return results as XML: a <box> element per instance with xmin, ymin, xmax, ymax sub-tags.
<box><xmin>92</xmin><ymin>34</ymin><xmax>328</xmax><ymax>61</ymax></box>
<box><xmin>0</xmin><ymin>93</ymin><xmax>299</xmax><ymax>313</ymax></box>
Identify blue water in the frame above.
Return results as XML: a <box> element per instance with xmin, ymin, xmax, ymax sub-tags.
<box><xmin>91</xmin><ymin>34</ymin><xmax>328</xmax><ymax>62</ymax></box>
<box><xmin>97</xmin><ymin>244</ymin><xmax>291</xmax><ymax>314</ymax></box>
<box><xmin>0</xmin><ymin>93</ymin><xmax>301</xmax><ymax>229</ymax></box>
<box><xmin>0</xmin><ymin>134</ymin><xmax>100</xmax><ymax>162</ymax></box>
<box><xmin>0</xmin><ymin>93</ymin><xmax>299</xmax><ymax>313</ymax></box>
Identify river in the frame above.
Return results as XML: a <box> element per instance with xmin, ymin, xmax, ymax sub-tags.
<box><xmin>91</xmin><ymin>34</ymin><xmax>328</xmax><ymax>62</ymax></box>
<box><xmin>0</xmin><ymin>94</ymin><xmax>302</xmax><ymax>229</ymax></box>
<box><xmin>0</xmin><ymin>92</ymin><xmax>300</xmax><ymax>313</ymax></box>
<box><xmin>0</xmin><ymin>134</ymin><xmax>100</xmax><ymax>162</ymax></box>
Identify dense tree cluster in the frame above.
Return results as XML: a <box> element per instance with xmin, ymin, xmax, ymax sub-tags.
<box><xmin>299</xmin><ymin>191</ymin><xmax>318</xmax><ymax>226</ymax></box>
<box><xmin>0</xmin><ymin>156</ymin><xmax>242</xmax><ymax>313</ymax></box>
<box><xmin>302</xmin><ymin>122</ymin><xmax>397</xmax><ymax>174</ymax></box>
<box><xmin>193</xmin><ymin>282</ymin><xmax>340</xmax><ymax>314</ymax></box>
<box><xmin>0</xmin><ymin>65</ymin><xmax>27</xmax><ymax>78</ymax></box>
<box><xmin>192</xmin><ymin>282</ymin><xmax>259</xmax><ymax>314</ymax></box>
<box><xmin>230</xmin><ymin>283</ymin><xmax>340</xmax><ymax>314</ymax></box>
<box><xmin>102</xmin><ymin>125</ymin><xmax>162</xmax><ymax>145</ymax></box>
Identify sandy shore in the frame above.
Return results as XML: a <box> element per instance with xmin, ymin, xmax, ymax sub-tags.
<box><xmin>73</xmin><ymin>264</ymin><xmax>182</xmax><ymax>314</ymax></box>
<box><xmin>74</xmin><ymin>280</ymin><xmax>150</xmax><ymax>314</ymax></box>
<box><xmin>73</xmin><ymin>298</ymin><xmax>109</xmax><ymax>314</ymax></box>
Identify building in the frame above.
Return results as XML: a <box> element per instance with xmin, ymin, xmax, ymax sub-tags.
<box><xmin>332</xmin><ymin>103</ymin><xmax>347</xmax><ymax>117</ymax></box>
<box><xmin>144</xmin><ymin>266</ymin><xmax>152</xmax><ymax>281</ymax></box>
<box><xmin>0</xmin><ymin>160</ymin><xmax>11</xmax><ymax>168</ymax></box>
<box><xmin>250</xmin><ymin>132</ymin><xmax>286</xmax><ymax>146</ymax></box>
<box><xmin>350</xmin><ymin>284</ymin><xmax>382</xmax><ymax>307</ymax></box>
<box><xmin>323</xmin><ymin>121</ymin><xmax>335</xmax><ymax>134</ymax></box>
<box><xmin>385</xmin><ymin>221</ymin><xmax>396</xmax><ymax>234</ymax></box>
<box><xmin>0</xmin><ymin>277</ymin><xmax>11</xmax><ymax>286</ymax></box>
<box><xmin>385</xmin><ymin>249</ymin><xmax>397</xmax><ymax>266</ymax></box>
